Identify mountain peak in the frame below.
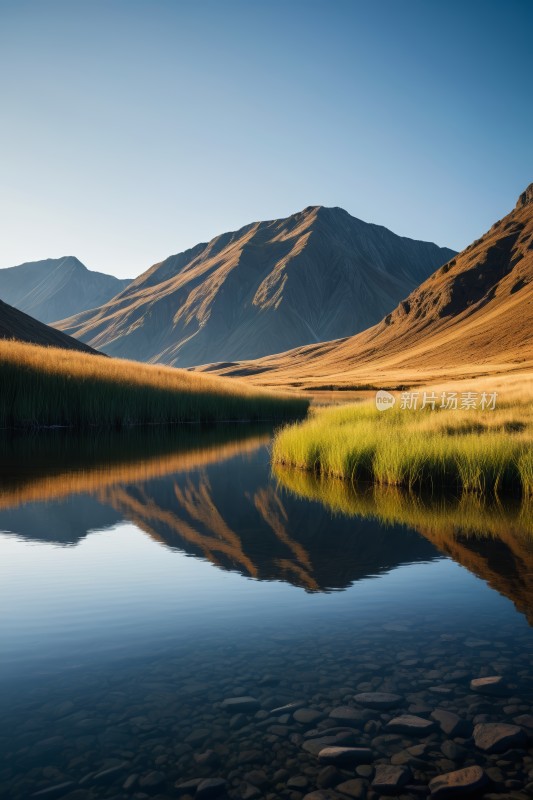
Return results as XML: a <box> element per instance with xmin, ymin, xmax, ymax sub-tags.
<box><xmin>516</xmin><ymin>182</ymin><xmax>533</xmax><ymax>208</ymax></box>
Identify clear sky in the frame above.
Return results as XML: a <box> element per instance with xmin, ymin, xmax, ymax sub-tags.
<box><xmin>1</xmin><ymin>0</ymin><xmax>531</xmax><ymax>279</ymax></box>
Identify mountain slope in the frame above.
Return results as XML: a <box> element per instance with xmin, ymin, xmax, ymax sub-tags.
<box><xmin>0</xmin><ymin>298</ymin><xmax>99</xmax><ymax>354</ymax></box>
<box><xmin>0</xmin><ymin>256</ymin><xmax>131</xmax><ymax>323</ymax></box>
<box><xmin>204</xmin><ymin>185</ymin><xmax>533</xmax><ymax>388</ymax></box>
<box><xmin>55</xmin><ymin>207</ymin><xmax>454</xmax><ymax>366</ymax></box>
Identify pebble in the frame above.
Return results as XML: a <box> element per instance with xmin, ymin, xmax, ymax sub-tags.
<box><xmin>353</xmin><ymin>692</ymin><xmax>402</xmax><ymax>709</ymax></box>
<box><xmin>328</xmin><ymin>706</ymin><xmax>362</xmax><ymax>726</ymax></box>
<box><xmin>335</xmin><ymin>778</ymin><xmax>367</xmax><ymax>798</ymax></box>
<box><xmin>317</xmin><ymin>747</ymin><xmax>373</xmax><ymax>766</ymax></box>
<box><xmin>294</xmin><ymin>708</ymin><xmax>323</xmax><ymax>725</ymax></box>
<box><xmin>385</xmin><ymin>715</ymin><xmax>436</xmax><ymax>736</ymax></box>
<box><xmin>196</xmin><ymin>778</ymin><xmax>228</xmax><ymax>799</ymax></box>
<box><xmin>431</xmin><ymin>709</ymin><xmax>471</xmax><ymax>738</ymax></box>
<box><xmin>221</xmin><ymin>697</ymin><xmax>260</xmax><ymax>713</ymax></box>
<box><xmin>470</xmin><ymin>676</ymin><xmax>509</xmax><ymax>696</ymax></box>
<box><xmin>473</xmin><ymin>723</ymin><xmax>526</xmax><ymax>753</ymax></box>
<box><xmin>371</xmin><ymin>764</ymin><xmax>411</xmax><ymax>792</ymax></box>
<box><xmin>428</xmin><ymin>765</ymin><xmax>488</xmax><ymax>798</ymax></box>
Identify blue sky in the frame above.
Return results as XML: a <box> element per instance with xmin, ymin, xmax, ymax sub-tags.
<box><xmin>1</xmin><ymin>0</ymin><xmax>531</xmax><ymax>278</ymax></box>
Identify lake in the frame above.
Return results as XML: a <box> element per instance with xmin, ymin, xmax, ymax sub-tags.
<box><xmin>1</xmin><ymin>426</ymin><xmax>532</xmax><ymax>799</ymax></box>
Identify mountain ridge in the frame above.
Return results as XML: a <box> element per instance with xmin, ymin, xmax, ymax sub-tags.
<box><xmin>0</xmin><ymin>256</ymin><xmax>131</xmax><ymax>324</ymax></box>
<box><xmin>200</xmin><ymin>185</ymin><xmax>533</xmax><ymax>387</ymax></box>
<box><xmin>55</xmin><ymin>205</ymin><xmax>454</xmax><ymax>366</ymax></box>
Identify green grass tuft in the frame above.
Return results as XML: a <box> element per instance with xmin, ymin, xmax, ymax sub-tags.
<box><xmin>272</xmin><ymin>392</ymin><xmax>533</xmax><ymax>497</ymax></box>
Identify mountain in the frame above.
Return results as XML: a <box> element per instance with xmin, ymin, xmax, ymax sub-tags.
<box><xmin>203</xmin><ymin>185</ymin><xmax>533</xmax><ymax>388</ymax></box>
<box><xmin>55</xmin><ymin>207</ymin><xmax>455</xmax><ymax>366</ymax></box>
<box><xmin>0</xmin><ymin>256</ymin><xmax>131</xmax><ymax>324</ymax></box>
<box><xmin>0</xmin><ymin>298</ymin><xmax>98</xmax><ymax>354</ymax></box>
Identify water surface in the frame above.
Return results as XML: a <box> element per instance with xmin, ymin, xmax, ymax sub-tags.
<box><xmin>1</xmin><ymin>427</ymin><xmax>532</xmax><ymax>799</ymax></box>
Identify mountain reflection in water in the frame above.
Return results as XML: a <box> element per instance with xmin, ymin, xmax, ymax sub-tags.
<box><xmin>0</xmin><ymin>426</ymin><xmax>531</xmax><ymax>616</ymax></box>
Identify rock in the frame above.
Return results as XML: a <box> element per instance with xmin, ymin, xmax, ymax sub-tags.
<box><xmin>92</xmin><ymin>763</ymin><xmax>128</xmax><ymax>783</ymax></box>
<box><xmin>335</xmin><ymin>778</ymin><xmax>367</xmax><ymax>798</ymax></box>
<box><xmin>328</xmin><ymin>707</ymin><xmax>362</xmax><ymax>726</ymax></box>
<box><xmin>302</xmin><ymin>731</ymin><xmax>357</xmax><ymax>756</ymax></box>
<box><xmin>32</xmin><ymin>784</ymin><xmax>75</xmax><ymax>798</ymax></box>
<box><xmin>429</xmin><ymin>766</ymin><xmax>488</xmax><ymax>798</ymax></box>
<box><xmin>473</xmin><ymin>723</ymin><xmax>526</xmax><ymax>753</ymax></box>
<box><xmin>244</xmin><ymin>771</ymin><xmax>268</xmax><ymax>788</ymax></box>
<box><xmin>356</xmin><ymin>766</ymin><xmax>374</xmax><ymax>779</ymax></box>
<box><xmin>470</xmin><ymin>676</ymin><xmax>509</xmax><ymax>696</ymax></box>
<box><xmin>139</xmin><ymin>771</ymin><xmax>166</xmax><ymax>789</ymax></box>
<box><xmin>385</xmin><ymin>715</ymin><xmax>436</xmax><ymax>736</ymax></box>
<box><xmin>354</xmin><ymin>692</ymin><xmax>402</xmax><ymax>710</ymax></box>
<box><xmin>196</xmin><ymin>778</ymin><xmax>227</xmax><ymax>799</ymax></box>
<box><xmin>221</xmin><ymin>696</ymin><xmax>260</xmax><ymax>713</ymax></box>
<box><xmin>230</xmin><ymin>713</ymin><xmax>248</xmax><ymax>731</ymax></box>
<box><xmin>316</xmin><ymin>766</ymin><xmax>342</xmax><ymax>788</ymax></box>
<box><xmin>431</xmin><ymin>709</ymin><xmax>472</xmax><ymax>738</ymax></box>
<box><xmin>287</xmin><ymin>776</ymin><xmax>309</xmax><ymax>789</ymax></box>
<box><xmin>122</xmin><ymin>774</ymin><xmax>138</xmax><ymax>791</ymax></box>
<box><xmin>302</xmin><ymin>793</ymin><xmax>339</xmax><ymax>800</ymax></box>
<box><xmin>371</xmin><ymin>764</ymin><xmax>411</xmax><ymax>793</ymax></box>
<box><xmin>513</xmin><ymin>713</ymin><xmax>533</xmax><ymax>731</ymax></box>
<box><xmin>318</xmin><ymin>746</ymin><xmax>373</xmax><ymax>765</ymax></box>
<box><xmin>294</xmin><ymin>708</ymin><xmax>323</xmax><ymax>725</ymax></box>
<box><xmin>270</xmin><ymin>701</ymin><xmax>305</xmax><ymax>715</ymax></box>
<box><xmin>194</xmin><ymin>749</ymin><xmax>219</xmax><ymax>766</ymax></box>
<box><xmin>240</xmin><ymin>782</ymin><xmax>261</xmax><ymax>800</ymax></box>
<box><xmin>441</xmin><ymin>741</ymin><xmax>467</xmax><ymax>762</ymax></box>
<box><xmin>175</xmin><ymin>778</ymin><xmax>204</xmax><ymax>795</ymax></box>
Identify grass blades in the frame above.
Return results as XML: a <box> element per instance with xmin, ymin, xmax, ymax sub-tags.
<box><xmin>0</xmin><ymin>340</ymin><xmax>309</xmax><ymax>429</ymax></box>
<box><xmin>272</xmin><ymin>383</ymin><xmax>533</xmax><ymax>497</ymax></box>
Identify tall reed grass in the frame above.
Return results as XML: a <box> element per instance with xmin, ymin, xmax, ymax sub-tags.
<box><xmin>0</xmin><ymin>340</ymin><xmax>308</xmax><ymax>428</ymax></box>
<box><xmin>272</xmin><ymin>383</ymin><xmax>533</xmax><ymax>497</ymax></box>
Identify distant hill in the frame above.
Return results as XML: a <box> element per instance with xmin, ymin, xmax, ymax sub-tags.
<box><xmin>0</xmin><ymin>298</ymin><xmax>99</xmax><ymax>354</ymax></box>
<box><xmin>204</xmin><ymin>184</ymin><xmax>533</xmax><ymax>388</ymax></box>
<box><xmin>55</xmin><ymin>207</ymin><xmax>454</xmax><ymax>366</ymax></box>
<box><xmin>0</xmin><ymin>256</ymin><xmax>131</xmax><ymax>323</ymax></box>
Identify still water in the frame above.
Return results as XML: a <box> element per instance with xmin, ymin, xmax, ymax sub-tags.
<box><xmin>0</xmin><ymin>427</ymin><xmax>532</xmax><ymax>799</ymax></box>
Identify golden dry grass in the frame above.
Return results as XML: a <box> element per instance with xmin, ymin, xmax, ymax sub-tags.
<box><xmin>0</xmin><ymin>340</ymin><xmax>308</xmax><ymax>428</ymax></box>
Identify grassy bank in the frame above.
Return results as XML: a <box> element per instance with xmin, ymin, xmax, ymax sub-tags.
<box><xmin>272</xmin><ymin>378</ymin><xmax>533</xmax><ymax>497</ymax></box>
<box><xmin>0</xmin><ymin>340</ymin><xmax>309</xmax><ymax>429</ymax></box>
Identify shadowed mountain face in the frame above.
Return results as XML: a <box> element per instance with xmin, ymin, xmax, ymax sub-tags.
<box><xmin>0</xmin><ymin>257</ymin><xmax>130</xmax><ymax>324</ymax></box>
<box><xmin>0</xmin><ymin>298</ymin><xmax>99</xmax><ymax>353</ymax></box>
<box><xmin>205</xmin><ymin>185</ymin><xmax>533</xmax><ymax>387</ymax></box>
<box><xmin>55</xmin><ymin>207</ymin><xmax>454</xmax><ymax>367</ymax></box>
